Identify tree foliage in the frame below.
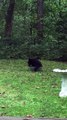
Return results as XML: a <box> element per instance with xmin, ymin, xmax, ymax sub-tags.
<box><xmin>0</xmin><ymin>0</ymin><xmax>67</xmax><ymax>60</ymax></box>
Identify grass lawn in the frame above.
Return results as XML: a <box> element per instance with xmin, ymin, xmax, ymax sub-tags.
<box><xmin>0</xmin><ymin>59</ymin><xmax>67</xmax><ymax>118</ymax></box>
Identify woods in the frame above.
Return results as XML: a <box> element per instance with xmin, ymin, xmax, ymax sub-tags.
<box><xmin>0</xmin><ymin>0</ymin><xmax>67</xmax><ymax>60</ymax></box>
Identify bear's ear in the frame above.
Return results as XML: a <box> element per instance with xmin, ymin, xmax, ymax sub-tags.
<box><xmin>29</xmin><ymin>58</ymin><xmax>31</xmax><ymax>60</ymax></box>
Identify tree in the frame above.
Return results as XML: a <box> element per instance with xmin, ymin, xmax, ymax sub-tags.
<box><xmin>36</xmin><ymin>0</ymin><xmax>44</xmax><ymax>44</ymax></box>
<box><xmin>5</xmin><ymin>0</ymin><xmax>15</xmax><ymax>38</ymax></box>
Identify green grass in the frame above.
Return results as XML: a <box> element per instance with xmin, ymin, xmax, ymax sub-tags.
<box><xmin>0</xmin><ymin>59</ymin><xmax>67</xmax><ymax>118</ymax></box>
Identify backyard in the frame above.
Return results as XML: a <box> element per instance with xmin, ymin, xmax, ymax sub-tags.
<box><xmin>0</xmin><ymin>60</ymin><xmax>67</xmax><ymax>118</ymax></box>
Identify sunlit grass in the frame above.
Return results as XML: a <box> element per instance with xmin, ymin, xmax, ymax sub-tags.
<box><xmin>0</xmin><ymin>59</ymin><xmax>67</xmax><ymax>118</ymax></box>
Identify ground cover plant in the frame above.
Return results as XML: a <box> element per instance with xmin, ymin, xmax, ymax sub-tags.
<box><xmin>0</xmin><ymin>59</ymin><xmax>67</xmax><ymax>118</ymax></box>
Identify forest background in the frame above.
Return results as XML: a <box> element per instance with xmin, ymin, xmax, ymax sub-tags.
<box><xmin>0</xmin><ymin>0</ymin><xmax>67</xmax><ymax>60</ymax></box>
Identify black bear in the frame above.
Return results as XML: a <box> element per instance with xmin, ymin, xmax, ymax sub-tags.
<box><xmin>28</xmin><ymin>58</ymin><xmax>42</xmax><ymax>71</ymax></box>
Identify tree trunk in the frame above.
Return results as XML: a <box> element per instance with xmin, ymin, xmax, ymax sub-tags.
<box><xmin>5</xmin><ymin>0</ymin><xmax>15</xmax><ymax>38</ymax></box>
<box><xmin>36</xmin><ymin>0</ymin><xmax>44</xmax><ymax>44</ymax></box>
<box><xmin>59</xmin><ymin>0</ymin><xmax>62</xmax><ymax>18</ymax></box>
